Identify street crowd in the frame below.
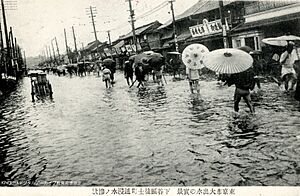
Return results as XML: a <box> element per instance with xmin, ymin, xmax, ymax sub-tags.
<box><xmin>41</xmin><ymin>40</ymin><xmax>300</xmax><ymax>114</ymax></box>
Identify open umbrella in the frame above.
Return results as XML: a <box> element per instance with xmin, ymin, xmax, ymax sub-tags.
<box><xmin>182</xmin><ymin>44</ymin><xmax>209</xmax><ymax>70</ymax></box>
<box><xmin>238</xmin><ymin>46</ymin><xmax>253</xmax><ymax>53</ymax></box>
<box><xmin>129</xmin><ymin>53</ymin><xmax>148</xmax><ymax>64</ymax></box>
<box><xmin>262</xmin><ymin>35</ymin><xmax>300</xmax><ymax>46</ymax></box>
<box><xmin>143</xmin><ymin>51</ymin><xmax>155</xmax><ymax>55</ymax></box>
<box><xmin>147</xmin><ymin>52</ymin><xmax>164</xmax><ymax>71</ymax></box>
<box><xmin>203</xmin><ymin>48</ymin><xmax>253</xmax><ymax>74</ymax></box>
<box><xmin>167</xmin><ymin>51</ymin><xmax>181</xmax><ymax>55</ymax></box>
<box><xmin>262</xmin><ymin>37</ymin><xmax>289</xmax><ymax>47</ymax></box>
<box><xmin>102</xmin><ymin>58</ymin><xmax>115</xmax><ymax>66</ymax></box>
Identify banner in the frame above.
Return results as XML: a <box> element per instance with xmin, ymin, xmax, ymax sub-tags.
<box><xmin>190</xmin><ymin>19</ymin><xmax>228</xmax><ymax>38</ymax></box>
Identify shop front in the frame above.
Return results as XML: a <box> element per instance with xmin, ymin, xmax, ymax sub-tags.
<box><xmin>185</xmin><ymin>18</ymin><xmax>229</xmax><ymax>51</ymax></box>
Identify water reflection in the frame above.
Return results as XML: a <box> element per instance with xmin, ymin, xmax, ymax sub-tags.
<box><xmin>0</xmin><ymin>73</ymin><xmax>299</xmax><ymax>186</ymax></box>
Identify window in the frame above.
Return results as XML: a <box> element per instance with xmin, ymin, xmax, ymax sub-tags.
<box><xmin>235</xmin><ymin>39</ymin><xmax>241</xmax><ymax>48</ymax></box>
<box><xmin>245</xmin><ymin>37</ymin><xmax>255</xmax><ymax>50</ymax></box>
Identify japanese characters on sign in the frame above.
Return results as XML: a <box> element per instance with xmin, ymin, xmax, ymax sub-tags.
<box><xmin>189</xmin><ymin>19</ymin><xmax>224</xmax><ymax>38</ymax></box>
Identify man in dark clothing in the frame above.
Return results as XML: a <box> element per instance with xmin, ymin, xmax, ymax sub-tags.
<box><xmin>226</xmin><ymin>68</ymin><xmax>256</xmax><ymax>113</ymax></box>
<box><xmin>135</xmin><ymin>63</ymin><xmax>146</xmax><ymax>88</ymax></box>
<box><xmin>124</xmin><ymin>60</ymin><xmax>134</xmax><ymax>86</ymax></box>
<box><xmin>103</xmin><ymin>59</ymin><xmax>116</xmax><ymax>84</ymax></box>
<box><xmin>148</xmin><ymin>56</ymin><xmax>165</xmax><ymax>86</ymax></box>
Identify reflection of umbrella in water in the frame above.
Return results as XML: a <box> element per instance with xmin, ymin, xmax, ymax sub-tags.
<box><xmin>262</xmin><ymin>35</ymin><xmax>300</xmax><ymax>46</ymax></box>
<box><xmin>203</xmin><ymin>48</ymin><xmax>253</xmax><ymax>74</ymax></box>
<box><xmin>182</xmin><ymin>44</ymin><xmax>209</xmax><ymax>70</ymax></box>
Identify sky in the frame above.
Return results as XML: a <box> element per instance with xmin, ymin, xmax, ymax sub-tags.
<box><xmin>3</xmin><ymin>0</ymin><xmax>199</xmax><ymax>57</ymax></box>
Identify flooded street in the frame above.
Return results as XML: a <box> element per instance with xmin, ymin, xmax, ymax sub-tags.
<box><xmin>0</xmin><ymin>72</ymin><xmax>299</xmax><ymax>186</ymax></box>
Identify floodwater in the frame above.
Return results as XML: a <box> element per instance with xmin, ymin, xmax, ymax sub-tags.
<box><xmin>0</xmin><ymin>72</ymin><xmax>299</xmax><ymax>186</ymax></box>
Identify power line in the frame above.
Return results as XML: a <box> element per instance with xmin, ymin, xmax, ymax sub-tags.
<box><xmin>135</xmin><ymin>1</ymin><xmax>168</xmax><ymax>20</ymax></box>
<box><xmin>107</xmin><ymin>1</ymin><xmax>168</xmax><ymax>31</ymax></box>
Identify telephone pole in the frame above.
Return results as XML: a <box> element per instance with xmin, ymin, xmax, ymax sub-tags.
<box><xmin>64</xmin><ymin>28</ymin><xmax>69</xmax><ymax>62</ymax></box>
<box><xmin>0</xmin><ymin>22</ymin><xmax>3</xmax><ymax>50</ymax></box>
<box><xmin>219</xmin><ymin>0</ymin><xmax>228</xmax><ymax>48</ymax></box>
<box><xmin>47</xmin><ymin>45</ymin><xmax>52</xmax><ymax>62</ymax></box>
<box><xmin>23</xmin><ymin>51</ymin><xmax>27</xmax><ymax>74</ymax></box>
<box><xmin>51</xmin><ymin>40</ymin><xmax>57</xmax><ymax>64</ymax></box>
<box><xmin>1</xmin><ymin>0</ymin><xmax>12</xmax><ymax>71</ymax></box>
<box><xmin>9</xmin><ymin>27</ymin><xmax>15</xmax><ymax>59</ymax></box>
<box><xmin>169</xmin><ymin>0</ymin><xmax>179</xmax><ymax>52</ymax></box>
<box><xmin>86</xmin><ymin>6</ymin><xmax>98</xmax><ymax>41</ymax></box>
<box><xmin>107</xmin><ymin>30</ymin><xmax>111</xmax><ymax>46</ymax></box>
<box><xmin>54</xmin><ymin>37</ymin><xmax>60</xmax><ymax>63</ymax></box>
<box><xmin>72</xmin><ymin>26</ymin><xmax>78</xmax><ymax>52</ymax></box>
<box><xmin>127</xmin><ymin>0</ymin><xmax>138</xmax><ymax>53</ymax></box>
<box><xmin>45</xmin><ymin>45</ymin><xmax>49</xmax><ymax>61</ymax></box>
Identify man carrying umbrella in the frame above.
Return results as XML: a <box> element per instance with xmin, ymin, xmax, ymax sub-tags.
<box><xmin>182</xmin><ymin>44</ymin><xmax>209</xmax><ymax>94</ymax></box>
<box><xmin>204</xmin><ymin>48</ymin><xmax>255</xmax><ymax>113</ymax></box>
<box><xmin>124</xmin><ymin>59</ymin><xmax>134</xmax><ymax>86</ymax></box>
<box><xmin>279</xmin><ymin>41</ymin><xmax>297</xmax><ymax>92</ymax></box>
<box><xmin>147</xmin><ymin>53</ymin><xmax>165</xmax><ymax>86</ymax></box>
<box><xmin>103</xmin><ymin>58</ymin><xmax>116</xmax><ymax>85</ymax></box>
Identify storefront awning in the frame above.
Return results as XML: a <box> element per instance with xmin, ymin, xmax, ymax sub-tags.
<box><xmin>162</xmin><ymin>39</ymin><xmax>174</xmax><ymax>49</ymax></box>
<box><xmin>177</xmin><ymin>31</ymin><xmax>192</xmax><ymax>42</ymax></box>
<box><xmin>113</xmin><ymin>40</ymin><xmax>125</xmax><ymax>48</ymax></box>
<box><xmin>232</xmin><ymin>12</ymin><xmax>300</xmax><ymax>32</ymax></box>
<box><xmin>186</xmin><ymin>32</ymin><xmax>222</xmax><ymax>43</ymax></box>
<box><xmin>161</xmin><ymin>31</ymin><xmax>174</xmax><ymax>40</ymax></box>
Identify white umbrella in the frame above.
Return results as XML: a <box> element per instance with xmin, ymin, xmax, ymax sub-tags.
<box><xmin>203</xmin><ymin>48</ymin><xmax>253</xmax><ymax>74</ymax></box>
<box><xmin>167</xmin><ymin>51</ymin><xmax>181</xmax><ymax>55</ymax></box>
<box><xmin>182</xmin><ymin>44</ymin><xmax>209</xmax><ymax>70</ymax></box>
<box><xmin>262</xmin><ymin>37</ymin><xmax>290</xmax><ymax>47</ymax></box>
<box><xmin>262</xmin><ymin>35</ymin><xmax>300</xmax><ymax>46</ymax></box>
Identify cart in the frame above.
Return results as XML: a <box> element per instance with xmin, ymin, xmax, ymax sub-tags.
<box><xmin>28</xmin><ymin>70</ymin><xmax>53</xmax><ymax>101</ymax></box>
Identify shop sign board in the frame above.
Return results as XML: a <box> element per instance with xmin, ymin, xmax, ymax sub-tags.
<box><xmin>125</xmin><ymin>45</ymin><xmax>133</xmax><ymax>52</ymax></box>
<box><xmin>104</xmin><ymin>48</ymin><xmax>112</xmax><ymax>56</ymax></box>
<box><xmin>189</xmin><ymin>19</ymin><xmax>225</xmax><ymax>38</ymax></box>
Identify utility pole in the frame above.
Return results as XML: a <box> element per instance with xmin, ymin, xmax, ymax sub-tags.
<box><xmin>127</xmin><ymin>0</ymin><xmax>138</xmax><ymax>53</ymax></box>
<box><xmin>47</xmin><ymin>45</ymin><xmax>52</xmax><ymax>62</ymax></box>
<box><xmin>9</xmin><ymin>27</ymin><xmax>15</xmax><ymax>59</ymax></box>
<box><xmin>72</xmin><ymin>26</ymin><xmax>78</xmax><ymax>52</ymax></box>
<box><xmin>14</xmin><ymin>37</ymin><xmax>19</xmax><ymax>60</ymax></box>
<box><xmin>1</xmin><ymin>0</ymin><xmax>12</xmax><ymax>73</ymax></box>
<box><xmin>107</xmin><ymin>30</ymin><xmax>112</xmax><ymax>46</ymax></box>
<box><xmin>54</xmin><ymin>37</ymin><xmax>60</xmax><ymax>63</ymax></box>
<box><xmin>86</xmin><ymin>6</ymin><xmax>98</xmax><ymax>41</ymax></box>
<box><xmin>45</xmin><ymin>46</ymin><xmax>49</xmax><ymax>61</ymax></box>
<box><xmin>9</xmin><ymin>27</ymin><xmax>18</xmax><ymax>79</ymax></box>
<box><xmin>64</xmin><ymin>28</ymin><xmax>69</xmax><ymax>62</ymax></box>
<box><xmin>0</xmin><ymin>22</ymin><xmax>3</xmax><ymax>49</ymax></box>
<box><xmin>169</xmin><ymin>0</ymin><xmax>179</xmax><ymax>52</ymax></box>
<box><xmin>23</xmin><ymin>51</ymin><xmax>27</xmax><ymax>75</ymax></box>
<box><xmin>51</xmin><ymin>40</ymin><xmax>57</xmax><ymax>64</ymax></box>
<box><xmin>219</xmin><ymin>0</ymin><xmax>228</xmax><ymax>48</ymax></box>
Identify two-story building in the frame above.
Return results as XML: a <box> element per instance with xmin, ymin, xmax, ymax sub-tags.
<box><xmin>119</xmin><ymin>20</ymin><xmax>162</xmax><ymax>54</ymax></box>
<box><xmin>231</xmin><ymin>0</ymin><xmax>300</xmax><ymax>52</ymax></box>
<box><xmin>158</xmin><ymin>0</ymin><xmax>245</xmax><ymax>53</ymax></box>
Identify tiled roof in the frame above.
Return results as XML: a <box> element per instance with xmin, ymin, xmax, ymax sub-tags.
<box><xmin>158</xmin><ymin>0</ymin><xmax>236</xmax><ymax>30</ymax></box>
<box><xmin>122</xmin><ymin>21</ymin><xmax>161</xmax><ymax>39</ymax></box>
<box><xmin>83</xmin><ymin>40</ymin><xmax>103</xmax><ymax>51</ymax></box>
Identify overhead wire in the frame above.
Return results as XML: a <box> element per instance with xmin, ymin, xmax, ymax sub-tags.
<box><xmin>108</xmin><ymin>1</ymin><xmax>169</xmax><ymax>31</ymax></box>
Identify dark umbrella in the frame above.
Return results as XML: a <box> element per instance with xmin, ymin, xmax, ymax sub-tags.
<box><xmin>102</xmin><ymin>58</ymin><xmax>115</xmax><ymax>66</ymax></box>
<box><xmin>238</xmin><ymin>46</ymin><xmax>253</xmax><ymax>53</ymax></box>
<box><xmin>147</xmin><ymin>52</ymin><xmax>164</xmax><ymax>71</ymax></box>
